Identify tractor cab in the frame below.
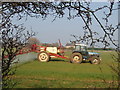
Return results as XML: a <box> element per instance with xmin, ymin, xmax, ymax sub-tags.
<box><xmin>74</xmin><ymin>44</ymin><xmax>89</xmax><ymax>57</ymax></box>
<box><xmin>75</xmin><ymin>44</ymin><xmax>87</xmax><ymax>51</ymax></box>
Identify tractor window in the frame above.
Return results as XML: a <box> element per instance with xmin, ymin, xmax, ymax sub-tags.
<box><xmin>75</xmin><ymin>45</ymin><xmax>87</xmax><ymax>51</ymax></box>
<box><xmin>81</xmin><ymin>46</ymin><xmax>86</xmax><ymax>51</ymax></box>
<box><xmin>75</xmin><ymin>45</ymin><xmax>80</xmax><ymax>51</ymax></box>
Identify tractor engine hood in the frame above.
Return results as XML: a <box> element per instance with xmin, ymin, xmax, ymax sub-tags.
<box><xmin>88</xmin><ymin>52</ymin><xmax>100</xmax><ymax>55</ymax></box>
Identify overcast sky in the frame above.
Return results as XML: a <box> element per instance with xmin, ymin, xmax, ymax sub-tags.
<box><xmin>12</xmin><ymin>2</ymin><xmax>118</xmax><ymax>48</ymax></box>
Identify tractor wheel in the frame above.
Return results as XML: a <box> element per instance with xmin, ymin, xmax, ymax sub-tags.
<box><xmin>70</xmin><ymin>53</ymin><xmax>82</xmax><ymax>64</ymax></box>
<box><xmin>37</xmin><ymin>51</ymin><xmax>50</xmax><ymax>62</ymax></box>
<box><xmin>90</xmin><ymin>56</ymin><xmax>101</xmax><ymax>64</ymax></box>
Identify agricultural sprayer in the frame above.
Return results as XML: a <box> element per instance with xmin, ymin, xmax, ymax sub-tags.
<box><xmin>3</xmin><ymin>42</ymin><xmax>101</xmax><ymax>64</ymax></box>
<box><xmin>31</xmin><ymin>43</ymin><xmax>101</xmax><ymax>64</ymax></box>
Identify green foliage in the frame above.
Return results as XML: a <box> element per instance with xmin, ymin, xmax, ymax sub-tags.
<box><xmin>11</xmin><ymin>51</ymin><xmax>117</xmax><ymax>88</ymax></box>
<box><xmin>88</xmin><ymin>48</ymin><xmax>115</xmax><ymax>51</ymax></box>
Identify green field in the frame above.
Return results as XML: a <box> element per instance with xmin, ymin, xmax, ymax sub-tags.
<box><xmin>12</xmin><ymin>51</ymin><xmax>118</xmax><ymax>88</ymax></box>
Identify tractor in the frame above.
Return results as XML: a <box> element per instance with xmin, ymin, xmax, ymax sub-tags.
<box><xmin>36</xmin><ymin>42</ymin><xmax>101</xmax><ymax>64</ymax></box>
<box><xmin>70</xmin><ymin>44</ymin><xmax>101</xmax><ymax>64</ymax></box>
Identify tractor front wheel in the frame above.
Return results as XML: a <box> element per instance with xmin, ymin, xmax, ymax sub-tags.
<box><xmin>37</xmin><ymin>51</ymin><xmax>50</xmax><ymax>62</ymax></box>
<box><xmin>90</xmin><ymin>56</ymin><xmax>101</xmax><ymax>64</ymax></box>
<box><xmin>70</xmin><ymin>53</ymin><xmax>82</xmax><ymax>64</ymax></box>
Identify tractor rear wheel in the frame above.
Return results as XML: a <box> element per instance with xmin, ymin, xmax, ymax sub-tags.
<box><xmin>70</xmin><ymin>53</ymin><xmax>82</xmax><ymax>64</ymax></box>
<box><xmin>90</xmin><ymin>56</ymin><xmax>101</xmax><ymax>64</ymax></box>
<box><xmin>38</xmin><ymin>51</ymin><xmax>50</xmax><ymax>62</ymax></box>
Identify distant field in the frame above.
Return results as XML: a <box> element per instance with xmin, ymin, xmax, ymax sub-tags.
<box><xmin>12</xmin><ymin>51</ymin><xmax>118</xmax><ymax>88</ymax></box>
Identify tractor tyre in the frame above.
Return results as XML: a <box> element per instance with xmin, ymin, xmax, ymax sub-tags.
<box><xmin>37</xmin><ymin>51</ymin><xmax>50</xmax><ymax>62</ymax></box>
<box><xmin>90</xmin><ymin>56</ymin><xmax>101</xmax><ymax>64</ymax></box>
<box><xmin>70</xmin><ymin>53</ymin><xmax>82</xmax><ymax>64</ymax></box>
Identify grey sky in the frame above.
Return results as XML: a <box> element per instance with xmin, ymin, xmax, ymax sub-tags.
<box><xmin>12</xmin><ymin>2</ymin><xmax>118</xmax><ymax>48</ymax></box>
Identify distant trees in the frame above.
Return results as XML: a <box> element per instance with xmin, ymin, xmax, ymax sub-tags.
<box><xmin>41</xmin><ymin>42</ymin><xmax>60</xmax><ymax>47</ymax></box>
<box><xmin>51</xmin><ymin>42</ymin><xmax>59</xmax><ymax>47</ymax></box>
<box><xmin>27</xmin><ymin>37</ymin><xmax>40</xmax><ymax>48</ymax></box>
<box><xmin>65</xmin><ymin>42</ymin><xmax>75</xmax><ymax>49</ymax></box>
<box><xmin>87</xmin><ymin>47</ymin><xmax>115</xmax><ymax>51</ymax></box>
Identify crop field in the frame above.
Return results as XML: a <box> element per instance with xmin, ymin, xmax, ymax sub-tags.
<box><xmin>12</xmin><ymin>51</ymin><xmax>118</xmax><ymax>88</ymax></box>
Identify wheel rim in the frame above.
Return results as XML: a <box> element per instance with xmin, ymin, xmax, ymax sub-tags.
<box><xmin>39</xmin><ymin>53</ymin><xmax>48</xmax><ymax>61</ymax></box>
<box><xmin>73</xmin><ymin>56</ymin><xmax>80</xmax><ymax>62</ymax></box>
<box><xmin>93</xmin><ymin>59</ymin><xmax>99</xmax><ymax>64</ymax></box>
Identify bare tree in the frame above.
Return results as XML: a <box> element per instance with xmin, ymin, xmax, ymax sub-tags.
<box><xmin>1</xmin><ymin>3</ymin><xmax>35</xmax><ymax>87</ymax></box>
<box><xmin>1</xmin><ymin>21</ymin><xmax>35</xmax><ymax>88</ymax></box>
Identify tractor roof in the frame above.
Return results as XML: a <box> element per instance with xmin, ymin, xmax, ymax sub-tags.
<box><xmin>75</xmin><ymin>43</ymin><xmax>87</xmax><ymax>47</ymax></box>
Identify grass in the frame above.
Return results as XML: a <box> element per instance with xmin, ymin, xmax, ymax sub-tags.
<box><xmin>11</xmin><ymin>50</ymin><xmax>118</xmax><ymax>88</ymax></box>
